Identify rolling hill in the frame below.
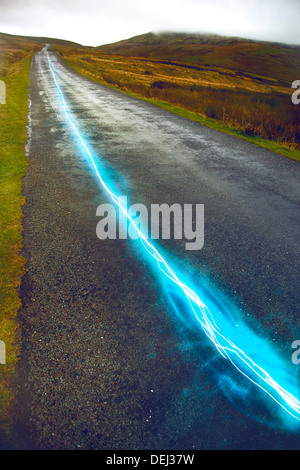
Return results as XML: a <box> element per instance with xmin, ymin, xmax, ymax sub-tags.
<box><xmin>96</xmin><ymin>31</ymin><xmax>300</xmax><ymax>84</ymax></box>
<box><xmin>0</xmin><ymin>32</ymin><xmax>84</xmax><ymax>50</ymax></box>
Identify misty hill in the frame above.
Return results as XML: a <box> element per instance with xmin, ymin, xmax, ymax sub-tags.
<box><xmin>97</xmin><ymin>31</ymin><xmax>253</xmax><ymax>51</ymax></box>
<box><xmin>96</xmin><ymin>31</ymin><xmax>300</xmax><ymax>83</ymax></box>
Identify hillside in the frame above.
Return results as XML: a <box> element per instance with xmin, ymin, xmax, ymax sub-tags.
<box><xmin>0</xmin><ymin>32</ymin><xmax>84</xmax><ymax>50</ymax></box>
<box><xmin>0</xmin><ymin>33</ymin><xmax>44</xmax><ymax>74</ymax></box>
<box><xmin>96</xmin><ymin>32</ymin><xmax>300</xmax><ymax>84</ymax></box>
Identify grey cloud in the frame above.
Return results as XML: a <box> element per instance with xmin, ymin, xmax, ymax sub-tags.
<box><xmin>0</xmin><ymin>0</ymin><xmax>299</xmax><ymax>46</ymax></box>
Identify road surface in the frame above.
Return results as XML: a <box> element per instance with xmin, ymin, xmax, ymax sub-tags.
<box><xmin>6</xmin><ymin>47</ymin><xmax>300</xmax><ymax>449</ymax></box>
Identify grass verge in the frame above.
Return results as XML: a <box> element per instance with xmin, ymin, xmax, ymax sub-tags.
<box><xmin>0</xmin><ymin>54</ymin><xmax>33</xmax><ymax>439</ymax></box>
<box><xmin>138</xmin><ymin>98</ymin><xmax>300</xmax><ymax>162</ymax></box>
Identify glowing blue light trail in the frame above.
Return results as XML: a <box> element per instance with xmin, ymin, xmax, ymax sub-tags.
<box><xmin>47</xmin><ymin>53</ymin><xmax>300</xmax><ymax>424</ymax></box>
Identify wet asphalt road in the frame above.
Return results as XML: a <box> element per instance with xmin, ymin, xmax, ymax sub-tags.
<box><xmin>6</xmin><ymin>48</ymin><xmax>300</xmax><ymax>449</ymax></box>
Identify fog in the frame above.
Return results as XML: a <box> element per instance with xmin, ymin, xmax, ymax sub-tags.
<box><xmin>0</xmin><ymin>0</ymin><xmax>299</xmax><ymax>46</ymax></box>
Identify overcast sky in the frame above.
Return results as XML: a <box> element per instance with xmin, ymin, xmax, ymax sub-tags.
<box><xmin>0</xmin><ymin>0</ymin><xmax>299</xmax><ymax>47</ymax></box>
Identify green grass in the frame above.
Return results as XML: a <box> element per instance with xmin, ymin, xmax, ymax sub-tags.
<box><xmin>0</xmin><ymin>54</ymin><xmax>33</xmax><ymax>438</ymax></box>
<box><xmin>59</xmin><ymin>55</ymin><xmax>300</xmax><ymax>162</ymax></box>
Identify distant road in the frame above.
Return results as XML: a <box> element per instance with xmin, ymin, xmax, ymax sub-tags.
<box><xmin>9</xmin><ymin>48</ymin><xmax>300</xmax><ymax>450</ymax></box>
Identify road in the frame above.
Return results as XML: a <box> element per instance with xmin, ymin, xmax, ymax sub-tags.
<box><xmin>7</xmin><ymin>47</ymin><xmax>300</xmax><ymax>449</ymax></box>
